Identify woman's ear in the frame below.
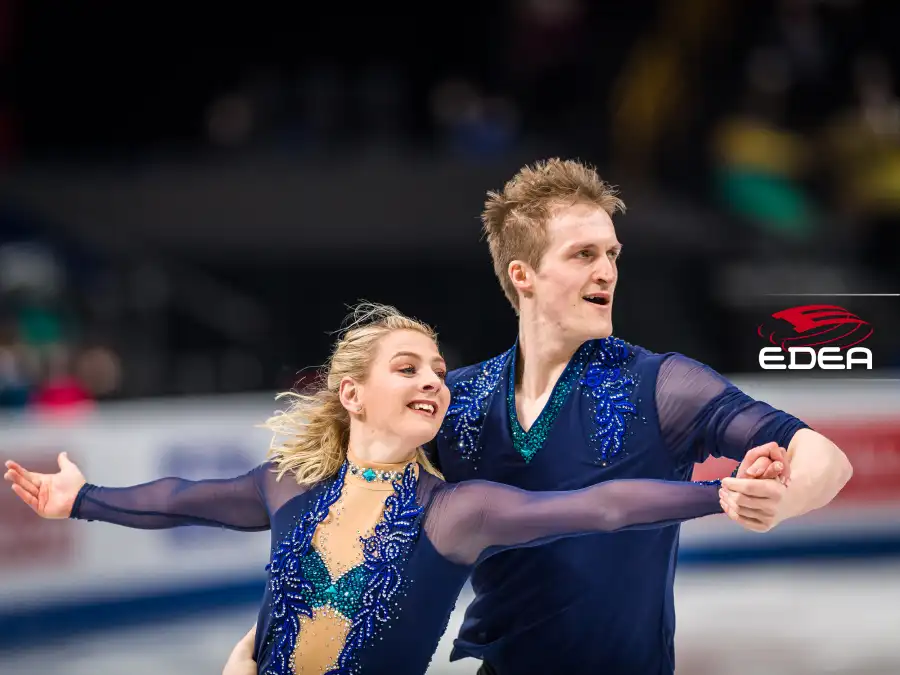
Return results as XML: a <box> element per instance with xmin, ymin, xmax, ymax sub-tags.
<box><xmin>339</xmin><ymin>377</ymin><xmax>363</xmax><ymax>415</ymax></box>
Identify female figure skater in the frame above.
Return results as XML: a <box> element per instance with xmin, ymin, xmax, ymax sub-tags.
<box><xmin>5</xmin><ymin>304</ymin><xmax>781</xmax><ymax>675</ymax></box>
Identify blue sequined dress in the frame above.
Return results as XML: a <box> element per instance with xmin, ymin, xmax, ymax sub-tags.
<box><xmin>70</xmin><ymin>454</ymin><xmax>724</xmax><ymax>674</ymax></box>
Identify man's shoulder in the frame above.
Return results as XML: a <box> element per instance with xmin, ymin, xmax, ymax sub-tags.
<box><xmin>587</xmin><ymin>337</ymin><xmax>671</xmax><ymax>369</ymax></box>
<box><xmin>585</xmin><ymin>340</ymin><xmax>731</xmax><ymax>397</ymax></box>
<box><xmin>606</xmin><ymin>339</ymin><xmax>721</xmax><ymax>370</ymax></box>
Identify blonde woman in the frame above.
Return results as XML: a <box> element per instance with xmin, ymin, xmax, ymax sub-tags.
<box><xmin>5</xmin><ymin>304</ymin><xmax>782</xmax><ymax>675</ymax></box>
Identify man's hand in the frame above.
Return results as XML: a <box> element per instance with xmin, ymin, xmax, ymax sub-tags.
<box><xmin>735</xmin><ymin>442</ymin><xmax>791</xmax><ymax>485</ymax></box>
<box><xmin>719</xmin><ymin>442</ymin><xmax>792</xmax><ymax>533</ymax></box>
<box><xmin>719</xmin><ymin>477</ymin><xmax>787</xmax><ymax>533</ymax></box>
<box><xmin>223</xmin><ymin>625</ymin><xmax>257</xmax><ymax>675</ymax></box>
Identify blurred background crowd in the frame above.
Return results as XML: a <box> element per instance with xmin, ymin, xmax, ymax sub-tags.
<box><xmin>1</xmin><ymin>0</ymin><xmax>899</xmax><ymax>413</ymax></box>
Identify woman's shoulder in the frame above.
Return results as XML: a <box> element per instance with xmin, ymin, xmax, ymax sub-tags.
<box><xmin>259</xmin><ymin>464</ymin><xmax>329</xmax><ymax>517</ymax></box>
<box><xmin>417</xmin><ymin>467</ymin><xmax>448</xmax><ymax>487</ymax></box>
<box><xmin>415</xmin><ymin>468</ymin><xmax>451</xmax><ymax>506</ymax></box>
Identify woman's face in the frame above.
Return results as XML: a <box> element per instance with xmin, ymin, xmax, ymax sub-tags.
<box><xmin>349</xmin><ymin>329</ymin><xmax>450</xmax><ymax>449</ymax></box>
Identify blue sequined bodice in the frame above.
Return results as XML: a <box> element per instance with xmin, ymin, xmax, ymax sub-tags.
<box><xmin>264</xmin><ymin>463</ymin><xmax>426</xmax><ymax>675</ymax></box>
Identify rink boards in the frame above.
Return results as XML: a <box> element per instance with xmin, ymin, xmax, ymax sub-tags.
<box><xmin>2</xmin><ymin>378</ymin><xmax>898</xmax><ymax>645</ymax></box>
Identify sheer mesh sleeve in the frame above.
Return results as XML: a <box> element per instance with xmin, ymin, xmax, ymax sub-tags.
<box><xmin>656</xmin><ymin>354</ymin><xmax>809</xmax><ymax>466</ymax></box>
<box><xmin>69</xmin><ymin>463</ymin><xmax>273</xmax><ymax>531</ymax></box>
<box><xmin>424</xmin><ymin>478</ymin><xmax>722</xmax><ymax>566</ymax></box>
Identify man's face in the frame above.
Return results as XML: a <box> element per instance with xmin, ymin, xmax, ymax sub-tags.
<box><xmin>527</xmin><ymin>203</ymin><xmax>621</xmax><ymax>343</ymax></box>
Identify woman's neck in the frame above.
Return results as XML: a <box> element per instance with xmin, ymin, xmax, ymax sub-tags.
<box><xmin>346</xmin><ymin>446</ymin><xmax>415</xmax><ymax>469</ymax></box>
<box><xmin>346</xmin><ymin>431</ymin><xmax>417</xmax><ymax>467</ymax></box>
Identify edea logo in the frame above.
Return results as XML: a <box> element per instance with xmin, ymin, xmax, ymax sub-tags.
<box><xmin>757</xmin><ymin>305</ymin><xmax>874</xmax><ymax>370</ymax></box>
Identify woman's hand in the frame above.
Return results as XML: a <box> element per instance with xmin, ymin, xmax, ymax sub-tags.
<box><xmin>223</xmin><ymin>625</ymin><xmax>257</xmax><ymax>675</ymax></box>
<box><xmin>4</xmin><ymin>452</ymin><xmax>86</xmax><ymax>518</ymax></box>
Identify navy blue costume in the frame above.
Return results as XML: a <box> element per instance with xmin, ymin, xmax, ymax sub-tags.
<box><xmin>430</xmin><ymin>337</ymin><xmax>808</xmax><ymax>675</ymax></box>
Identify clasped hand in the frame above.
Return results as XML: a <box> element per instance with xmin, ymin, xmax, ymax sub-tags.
<box><xmin>719</xmin><ymin>441</ymin><xmax>790</xmax><ymax>533</ymax></box>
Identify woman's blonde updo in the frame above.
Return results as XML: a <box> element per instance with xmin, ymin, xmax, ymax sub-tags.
<box><xmin>264</xmin><ymin>302</ymin><xmax>444</xmax><ymax>485</ymax></box>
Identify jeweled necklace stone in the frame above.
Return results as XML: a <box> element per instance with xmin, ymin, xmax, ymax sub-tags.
<box><xmin>346</xmin><ymin>458</ymin><xmax>408</xmax><ymax>483</ymax></box>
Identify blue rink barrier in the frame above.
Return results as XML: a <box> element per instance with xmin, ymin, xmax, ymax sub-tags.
<box><xmin>3</xmin><ymin>537</ymin><xmax>900</xmax><ymax>650</ymax></box>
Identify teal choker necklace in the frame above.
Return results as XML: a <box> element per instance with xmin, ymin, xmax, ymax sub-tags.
<box><xmin>346</xmin><ymin>458</ymin><xmax>411</xmax><ymax>483</ymax></box>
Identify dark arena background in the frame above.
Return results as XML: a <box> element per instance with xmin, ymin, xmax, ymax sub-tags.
<box><xmin>1</xmin><ymin>2</ymin><xmax>899</xmax><ymax>674</ymax></box>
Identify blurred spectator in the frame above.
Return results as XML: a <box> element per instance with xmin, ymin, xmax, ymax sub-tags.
<box><xmin>710</xmin><ymin>47</ymin><xmax>819</xmax><ymax>243</ymax></box>
<box><xmin>0</xmin><ymin>240</ymin><xmax>63</xmax><ymax>299</ymax></box>
<box><xmin>356</xmin><ymin>64</ymin><xmax>408</xmax><ymax>150</ymax></box>
<box><xmin>611</xmin><ymin>0</ymin><xmax>731</xmax><ymax>184</ymax></box>
<box><xmin>429</xmin><ymin>78</ymin><xmax>519</xmax><ymax>158</ymax></box>
<box><xmin>610</xmin><ymin>32</ymin><xmax>688</xmax><ymax>184</ymax></box>
<box><xmin>504</xmin><ymin>0</ymin><xmax>590</xmax><ymax>132</ymax></box>
<box><xmin>206</xmin><ymin>93</ymin><xmax>255</xmax><ymax>149</ymax></box>
<box><xmin>74</xmin><ymin>345</ymin><xmax>121</xmax><ymax>398</ymax></box>
<box><xmin>30</xmin><ymin>344</ymin><xmax>93</xmax><ymax>412</ymax></box>
<box><xmin>769</xmin><ymin>0</ymin><xmax>835</xmax><ymax>128</ymax></box>
<box><xmin>0</xmin><ymin>317</ymin><xmax>29</xmax><ymax>408</ymax></box>
<box><xmin>822</xmin><ymin>53</ymin><xmax>900</xmax><ymax>284</ymax></box>
<box><xmin>16</xmin><ymin>298</ymin><xmax>64</xmax><ymax>347</ymax></box>
<box><xmin>0</xmin><ymin>232</ymin><xmax>124</xmax><ymax>409</ymax></box>
<box><xmin>0</xmin><ymin>0</ymin><xmax>17</xmax><ymax>166</ymax></box>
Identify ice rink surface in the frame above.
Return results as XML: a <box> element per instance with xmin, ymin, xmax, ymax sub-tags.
<box><xmin>2</xmin><ymin>561</ymin><xmax>898</xmax><ymax>675</ymax></box>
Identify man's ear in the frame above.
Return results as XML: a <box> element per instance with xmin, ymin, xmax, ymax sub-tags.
<box><xmin>508</xmin><ymin>260</ymin><xmax>534</xmax><ymax>297</ymax></box>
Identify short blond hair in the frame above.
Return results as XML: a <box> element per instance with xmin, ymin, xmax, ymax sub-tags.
<box><xmin>482</xmin><ymin>158</ymin><xmax>625</xmax><ymax>311</ymax></box>
<box><xmin>263</xmin><ymin>302</ymin><xmax>442</xmax><ymax>485</ymax></box>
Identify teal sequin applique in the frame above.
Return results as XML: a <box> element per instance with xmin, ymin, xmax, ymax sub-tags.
<box><xmin>507</xmin><ymin>342</ymin><xmax>593</xmax><ymax>463</ymax></box>
<box><xmin>301</xmin><ymin>549</ymin><xmax>369</xmax><ymax>619</ymax></box>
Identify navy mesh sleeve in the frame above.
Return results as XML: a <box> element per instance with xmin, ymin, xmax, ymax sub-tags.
<box><xmin>425</xmin><ymin>478</ymin><xmax>722</xmax><ymax>566</ymax></box>
<box><xmin>656</xmin><ymin>354</ymin><xmax>809</xmax><ymax>466</ymax></box>
<box><xmin>70</xmin><ymin>463</ymin><xmax>272</xmax><ymax>531</ymax></box>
